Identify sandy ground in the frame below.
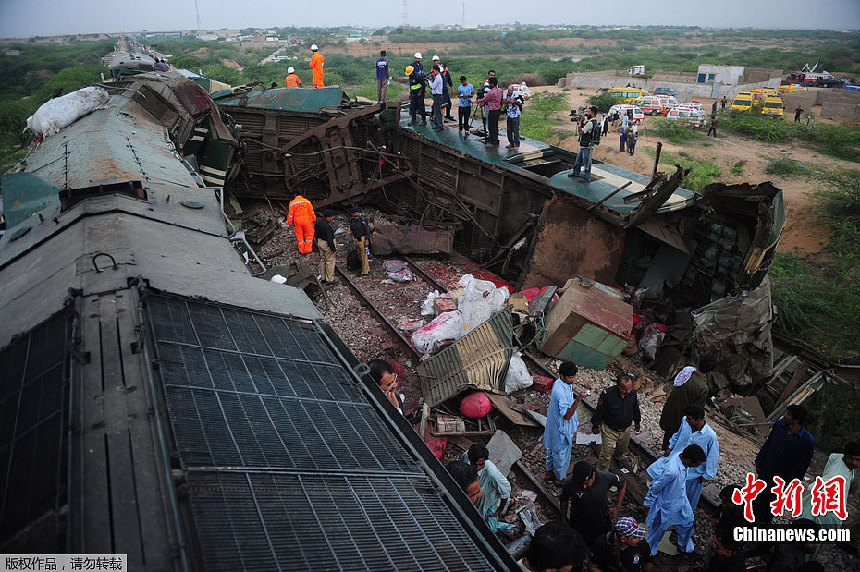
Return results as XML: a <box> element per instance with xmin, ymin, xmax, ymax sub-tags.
<box><xmin>531</xmin><ymin>86</ymin><xmax>850</xmax><ymax>255</ymax></box>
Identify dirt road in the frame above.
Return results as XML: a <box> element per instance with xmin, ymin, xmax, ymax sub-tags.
<box><xmin>534</xmin><ymin>86</ymin><xmax>846</xmax><ymax>255</ymax></box>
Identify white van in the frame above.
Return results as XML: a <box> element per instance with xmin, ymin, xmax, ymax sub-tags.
<box><xmin>633</xmin><ymin>96</ymin><xmax>665</xmax><ymax>116</ymax></box>
<box><xmin>608</xmin><ymin>104</ymin><xmax>645</xmax><ymax>122</ymax></box>
<box><xmin>666</xmin><ymin>105</ymin><xmax>705</xmax><ymax>127</ymax></box>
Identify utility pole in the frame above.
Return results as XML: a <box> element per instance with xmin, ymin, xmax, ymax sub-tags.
<box><xmin>401</xmin><ymin>0</ymin><xmax>408</xmax><ymax>27</ymax></box>
<box><xmin>194</xmin><ymin>0</ymin><xmax>202</xmax><ymax>30</ymax></box>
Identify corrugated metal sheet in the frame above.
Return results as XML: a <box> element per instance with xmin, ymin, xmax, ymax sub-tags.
<box><xmin>418</xmin><ymin>307</ymin><xmax>514</xmax><ymax>407</ymax></box>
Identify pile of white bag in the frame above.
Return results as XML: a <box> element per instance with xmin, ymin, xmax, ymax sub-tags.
<box><xmin>26</xmin><ymin>86</ymin><xmax>110</xmax><ymax>138</ymax></box>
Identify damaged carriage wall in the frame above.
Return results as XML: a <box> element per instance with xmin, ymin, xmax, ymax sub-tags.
<box><xmin>398</xmin><ymin>131</ymin><xmax>553</xmax><ymax>281</ymax></box>
<box><xmin>521</xmin><ymin>196</ymin><xmax>626</xmax><ymax>288</ymax></box>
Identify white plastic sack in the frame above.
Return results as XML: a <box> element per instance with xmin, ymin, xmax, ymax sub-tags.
<box><xmin>270</xmin><ymin>274</ymin><xmax>287</xmax><ymax>284</ymax></box>
<box><xmin>411</xmin><ymin>310</ymin><xmax>463</xmax><ymax>354</ymax></box>
<box><xmin>504</xmin><ymin>352</ymin><xmax>533</xmax><ymax>393</ymax></box>
<box><xmin>457</xmin><ymin>274</ymin><xmax>509</xmax><ymax>334</ymax></box>
<box><xmin>420</xmin><ymin>290</ymin><xmax>441</xmax><ymax>316</ymax></box>
<box><xmin>26</xmin><ymin>86</ymin><xmax>110</xmax><ymax>138</ymax></box>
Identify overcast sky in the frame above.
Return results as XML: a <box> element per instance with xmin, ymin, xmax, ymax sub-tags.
<box><xmin>1</xmin><ymin>0</ymin><xmax>859</xmax><ymax>38</ymax></box>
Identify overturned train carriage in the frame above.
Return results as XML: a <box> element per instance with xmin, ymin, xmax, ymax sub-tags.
<box><xmin>0</xmin><ymin>74</ymin><xmax>517</xmax><ymax>570</ymax></box>
<box><xmin>221</xmin><ymin>90</ymin><xmax>785</xmax><ymax>386</ymax></box>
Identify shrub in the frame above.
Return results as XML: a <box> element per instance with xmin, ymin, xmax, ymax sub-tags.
<box><xmin>764</xmin><ymin>157</ymin><xmax>807</xmax><ymax>177</ymax></box>
<box><xmin>650</xmin><ymin>118</ymin><xmax>703</xmax><ymax>143</ymax></box>
<box><xmin>527</xmin><ymin>92</ymin><xmax>568</xmax><ymax>119</ymax></box>
<box><xmin>587</xmin><ymin>91</ymin><xmax>616</xmax><ymax>114</ymax></box>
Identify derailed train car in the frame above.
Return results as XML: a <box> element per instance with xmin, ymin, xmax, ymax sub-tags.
<box><xmin>220</xmin><ymin>90</ymin><xmax>785</xmax><ymax>390</ymax></box>
<box><xmin>0</xmin><ymin>73</ymin><xmax>517</xmax><ymax>570</ymax></box>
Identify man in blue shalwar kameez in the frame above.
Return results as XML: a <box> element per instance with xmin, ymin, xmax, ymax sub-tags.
<box><xmin>644</xmin><ymin>444</ymin><xmax>706</xmax><ymax>556</ymax></box>
<box><xmin>647</xmin><ymin>405</ymin><xmax>719</xmax><ymax>510</ymax></box>
<box><xmin>544</xmin><ymin>361</ymin><xmax>586</xmax><ymax>483</ymax></box>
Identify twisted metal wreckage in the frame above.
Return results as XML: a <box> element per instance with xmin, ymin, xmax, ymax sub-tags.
<box><xmin>216</xmin><ymin>86</ymin><xmax>786</xmax><ymax>393</ymax></box>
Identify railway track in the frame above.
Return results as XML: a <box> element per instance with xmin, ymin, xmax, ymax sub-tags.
<box><xmin>321</xmin><ymin>254</ymin><xmax>720</xmax><ymax>520</ymax></box>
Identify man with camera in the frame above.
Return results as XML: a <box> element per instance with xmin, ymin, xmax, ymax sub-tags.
<box><xmin>569</xmin><ymin>105</ymin><xmax>600</xmax><ymax>182</ymax></box>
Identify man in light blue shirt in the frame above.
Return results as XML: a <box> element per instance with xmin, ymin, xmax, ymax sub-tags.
<box><xmin>462</xmin><ymin>444</ymin><xmax>511</xmax><ymax>518</ymax></box>
<box><xmin>457</xmin><ymin>75</ymin><xmax>473</xmax><ymax>134</ymax></box>
<box><xmin>428</xmin><ymin>66</ymin><xmax>444</xmax><ymax>131</ymax></box>
<box><xmin>647</xmin><ymin>404</ymin><xmax>719</xmax><ymax>509</ymax></box>
<box><xmin>543</xmin><ymin>361</ymin><xmax>586</xmax><ymax>483</ymax></box>
<box><xmin>644</xmin><ymin>444</ymin><xmax>706</xmax><ymax>556</ymax></box>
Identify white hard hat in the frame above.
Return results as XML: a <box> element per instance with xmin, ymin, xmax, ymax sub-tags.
<box><xmin>414</xmin><ymin>52</ymin><xmax>422</xmax><ymax>59</ymax></box>
<box><xmin>288</xmin><ymin>66</ymin><xmax>295</xmax><ymax>73</ymax></box>
<box><xmin>432</xmin><ymin>55</ymin><xmax>440</xmax><ymax>61</ymax></box>
<box><xmin>311</xmin><ymin>44</ymin><xmax>318</xmax><ymax>51</ymax></box>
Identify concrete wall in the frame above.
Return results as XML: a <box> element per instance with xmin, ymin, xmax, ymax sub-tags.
<box><xmin>565</xmin><ymin>70</ymin><xmax>781</xmax><ymax>101</ymax></box>
<box><xmin>698</xmin><ymin>65</ymin><xmax>744</xmax><ymax>85</ymax></box>
<box><xmin>820</xmin><ymin>90</ymin><xmax>860</xmax><ymax>120</ymax></box>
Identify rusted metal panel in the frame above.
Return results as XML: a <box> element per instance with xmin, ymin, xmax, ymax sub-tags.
<box><xmin>417</xmin><ymin>307</ymin><xmax>514</xmax><ymax>408</ymax></box>
<box><xmin>521</xmin><ymin>196</ymin><xmax>626</xmax><ymax>289</ymax></box>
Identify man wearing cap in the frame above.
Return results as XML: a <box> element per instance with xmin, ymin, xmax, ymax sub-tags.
<box><xmin>284</xmin><ymin>67</ymin><xmax>302</xmax><ymax>88</ymax></box>
<box><xmin>411</xmin><ymin>52</ymin><xmax>424</xmax><ymax>80</ymax></box>
<box><xmin>644</xmin><ymin>444</ymin><xmax>706</xmax><ymax>556</ymax></box>
<box><xmin>375</xmin><ymin>50</ymin><xmax>389</xmax><ymax>102</ymax></box>
<box><xmin>314</xmin><ymin>209</ymin><xmax>337</xmax><ymax>286</ymax></box>
<box><xmin>349</xmin><ymin>206</ymin><xmax>371</xmax><ymax>276</ymax></box>
<box><xmin>560</xmin><ymin>461</ymin><xmax>627</xmax><ymax>546</ymax></box>
<box><xmin>587</xmin><ymin>517</ymin><xmax>654</xmax><ymax>572</ymax></box>
<box><xmin>407</xmin><ymin>65</ymin><xmax>427</xmax><ymax>126</ymax></box>
<box><xmin>286</xmin><ymin>193</ymin><xmax>316</xmax><ymax>255</ymax></box>
<box><xmin>544</xmin><ymin>362</ymin><xmax>586</xmax><ymax>483</ymax></box>
<box><xmin>309</xmin><ymin>44</ymin><xmax>325</xmax><ymax>88</ymax></box>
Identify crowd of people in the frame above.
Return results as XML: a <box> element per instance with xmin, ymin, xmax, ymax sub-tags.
<box><xmin>443</xmin><ymin>358</ymin><xmax>859</xmax><ymax>571</ymax></box>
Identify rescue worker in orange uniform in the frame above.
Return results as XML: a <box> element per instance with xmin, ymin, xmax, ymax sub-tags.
<box><xmin>309</xmin><ymin>44</ymin><xmax>325</xmax><ymax>88</ymax></box>
<box><xmin>284</xmin><ymin>67</ymin><xmax>302</xmax><ymax>88</ymax></box>
<box><xmin>286</xmin><ymin>194</ymin><xmax>316</xmax><ymax>255</ymax></box>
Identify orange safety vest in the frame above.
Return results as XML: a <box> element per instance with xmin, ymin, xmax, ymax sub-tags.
<box><xmin>286</xmin><ymin>196</ymin><xmax>316</xmax><ymax>225</ymax></box>
<box><xmin>284</xmin><ymin>74</ymin><xmax>302</xmax><ymax>88</ymax></box>
<box><xmin>309</xmin><ymin>52</ymin><xmax>325</xmax><ymax>88</ymax></box>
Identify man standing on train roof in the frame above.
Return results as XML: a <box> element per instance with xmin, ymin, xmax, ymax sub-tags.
<box><xmin>284</xmin><ymin>67</ymin><xmax>302</xmax><ymax>88</ymax></box>
<box><xmin>411</xmin><ymin>52</ymin><xmax>424</xmax><ymax>80</ymax></box>
<box><xmin>286</xmin><ymin>193</ymin><xmax>316</xmax><ymax>255</ymax></box>
<box><xmin>544</xmin><ymin>361</ymin><xmax>587</xmax><ymax>484</ymax></box>
<box><xmin>375</xmin><ymin>50</ymin><xmax>389</xmax><ymax>102</ymax></box>
<box><xmin>432</xmin><ymin>55</ymin><xmax>455</xmax><ymax>120</ymax></box>
<box><xmin>309</xmin><ymin>44</ymin><xmax>325</xmax><ymax>88</ymax></box>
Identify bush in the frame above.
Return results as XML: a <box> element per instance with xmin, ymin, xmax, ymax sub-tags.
<box><xmin>764</xmin><ymin>157</ymin><xmax>808</xmax><ymax>177</ymax></box>
<box><xmin>587</xmin><ymin>92</ymin><xmax>616</xmax><ymax>114</ymax></box>
<box><xmin>650</xmin><ymin>118</ymin><xmax>703</xmax><ymax>143</ymax></box>
<box><xmin>527</xmin><ymin>92</ymin><xmax>568</xmax><ymax>119</ymax></box>
<box><xmin>656</xmin><ymin>151</ymin><xmax>721</xmax><ymax>191</ymax></box>
<box><xmin>817</xmin><ymin>169</ymin><xmax>860</xmax><ymax>215</ymax></box>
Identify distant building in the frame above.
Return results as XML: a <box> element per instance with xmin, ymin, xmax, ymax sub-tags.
<box><xmin>696</xmin><ymin>65</ymin><xmax>744</xmax><ymax>85</ymax></box>
<box><xmin>5</xmin><ymin>49</ymin><xmax>20</xmax><ymax>56</ymax></box>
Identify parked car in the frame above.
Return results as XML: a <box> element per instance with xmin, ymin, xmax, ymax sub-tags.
<box><xmin>760</xmin><ymin>95</ymin><xmax>784</xmax><ymax>117</ymax></box>
<box><xmin>682</xmin><ymin>101</ymin><xmax>706</xmax><ymax>115</ymax></box>
<box><xmin>608</xmin><ymin>87</ymin><xmax>650</xmax><ymax>104</ymax></box>
<box><xmin>654</xmin><ymin>87</ymin><xmax>678</xmax><ymax>97</ymax></box>
<box><xmin>608</xmin><ymin>103</ymin><xmax>645</xmax><ymax>122</ymax></box>
<box><xmin>633</xmin><ymin>96</ymin><xmax>666</xmax><ymax>116</ymax></box>
<box><xmin>653</xmin><ymin>94</ymin><xmax>680</xmax><ymax>113</ymax></box>
<box><xmin>731</xmin><ymin>92</ymin><xmax>753</xmax><ymax>111</ymax></box>
<box><xmin>666</xmin><ymin>105</ymin><xmax>705</xmax><ymax>127</ymax></box>
<box><xmin>509</xmin><ymin>82</ymin><xmax>533</xmax><ymax>100</ymax></box>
